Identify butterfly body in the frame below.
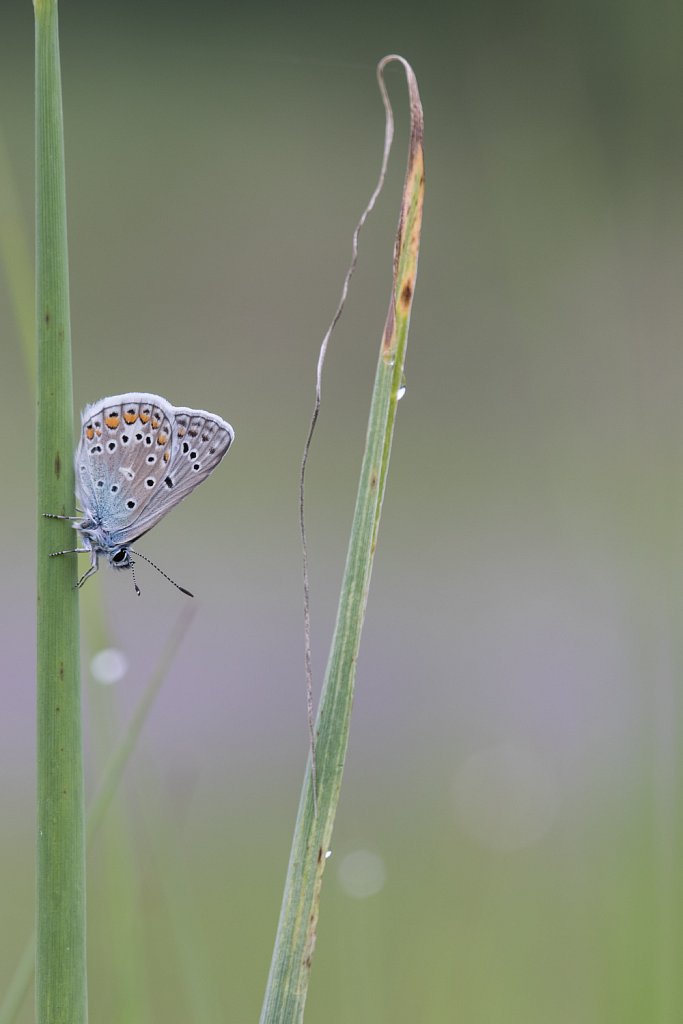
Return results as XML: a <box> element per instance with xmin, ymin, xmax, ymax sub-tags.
<box><xmin>73</xmin><ymin>519</ymin><xmax>132</xmax><ymax>574</ymax></box>
<box><xmin>50</xmin><ymin>393</ymin><xmax>234</xmax><ymax>591</ymax></box>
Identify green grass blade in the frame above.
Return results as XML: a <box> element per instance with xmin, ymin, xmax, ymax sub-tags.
<box><xmin>85</xmin><ymin>609</ymin><xmax>195</xmax><ymax>842</ymax></box>
<box><xmin>0</xmin><ymin>610</ymin><xmax>194</xmax><ymax>1024</ymax></box>
<box><xmin>0</xmin><ymin>128</ymin><xmax>35</xmax><ymax>383</ymax></box>
<box><xmin>34</xmin><ymin>2</ymin><xmax>86</xmax><ymax>1022</ymax></box>
<box><xmin>0</xmin><ymin>943</ymin><xmax>35</xmax><ymax>1024</ymax></box>
<box><xmin>260</xmin><ymin>55</ymin><xmax>424</xmax><ymax>1023</ymax></box>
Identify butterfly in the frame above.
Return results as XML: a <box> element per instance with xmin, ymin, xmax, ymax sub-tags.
<box><xmin>46</xmin><ymin>393</ymin><xmax>234</xmax><ymax>595</ymax></box>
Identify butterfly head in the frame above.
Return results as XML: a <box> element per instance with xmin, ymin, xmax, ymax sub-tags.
<box><xmin>108</xmin><ymin>546</ymin><xmax>132</xmax><ymax>571</ymax></box>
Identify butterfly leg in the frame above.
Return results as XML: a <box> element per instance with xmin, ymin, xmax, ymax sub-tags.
<box><xmin>43</xmin><ymin>513</ymin><xmax>83</xmax><ymax>521</ymax></box>
<box><xmin>76</xmin><ymin>565</ymin><xmax>99</xmax><ymax>588</ymax></box>
<box><xmin>76</xmin><ymin>548</ymin><xmax>100</xmax><ymax>588</ymax></box>
<box><xmin>48</xmin><ymin>545</ymin><xmax>100</xmax><ymax>588</ymax></box>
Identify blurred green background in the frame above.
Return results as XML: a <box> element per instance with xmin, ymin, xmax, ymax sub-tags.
<box><xmin>3</xmin><ymin>1</ymin><xmax>683</xmax><ymax>1021</ymax></box>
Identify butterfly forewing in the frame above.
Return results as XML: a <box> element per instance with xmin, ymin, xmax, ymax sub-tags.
<box><xmin>76</xmin><ymin>394</ymin><xmax>177</xmax><ymax>536</ymax></box>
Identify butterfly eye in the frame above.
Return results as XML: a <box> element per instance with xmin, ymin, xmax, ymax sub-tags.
<box><xmin>112</xmin><ymin>549</ymin><xmax>127</xmax><ymax>564</ymax></box>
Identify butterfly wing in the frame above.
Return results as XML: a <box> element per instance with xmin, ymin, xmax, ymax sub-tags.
<box><xmin>75</xmin><ymin>394</ymin><xmax>179</xmax><ymax>537</ymax></box>
<box><xmin>75</xmin><ymin>393</ymin><xmax>234</xmax><ymax>546</ymax></box>
<box><xmin>116</xmin><ymin>405</ymin><xmax>234</xmax><ymax>542</ymax></box>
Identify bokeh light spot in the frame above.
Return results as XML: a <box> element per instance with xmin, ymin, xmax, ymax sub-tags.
<box><xmin>90</xmin><ymin>647</ymin><xmax>128</xmax><ymax>685</ymax></box>
<box><xmin>453</xmin><ymin>743</ymin><xmax>559</xmax><ymax>852</ymax></box>
<box><xmin>337</xmin><ymin>849</ymin><xmax>387</xmax><ymax>899</ymax></box>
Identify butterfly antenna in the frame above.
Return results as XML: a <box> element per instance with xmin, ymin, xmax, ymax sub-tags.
<box><xmin>130</xmin><ymin>559</ymin><xmax>142</xmax><ymax>597</ymax></box>
<box><xmin>129</xmin><ymin>548</ymin><xmax>194</xmax><ymax>598</ymax></box>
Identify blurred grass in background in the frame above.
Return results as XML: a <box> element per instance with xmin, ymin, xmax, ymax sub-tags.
<box><xmin>2</xmin><ymin>1</ymin><xmax>683</xmax><ymax>1021</ymax></box>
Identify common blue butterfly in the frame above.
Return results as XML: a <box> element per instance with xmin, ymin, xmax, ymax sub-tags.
<box><xmin>47</xmin><ymin>393</ymin><xmax>234</xmax><ymax>595</ymax></box>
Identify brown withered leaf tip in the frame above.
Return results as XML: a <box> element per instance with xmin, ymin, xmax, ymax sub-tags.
<box><xmin>377</xmin><ymin>55</ymin><xmax>424</xmax><ymax>367</ymax></box>
<box><xmin>382</xmin><ymin>303</ymin><xmax>396</xmax><ymax>353</ymax></box>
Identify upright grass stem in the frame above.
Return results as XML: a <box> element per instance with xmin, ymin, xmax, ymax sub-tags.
<box><xmin>35</xmin><ymin>2</ymin><xmax>86</xmax><ymax>1022</ymax></box>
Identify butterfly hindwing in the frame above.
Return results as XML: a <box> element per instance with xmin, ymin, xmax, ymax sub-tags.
<box><xmin>116</xmin><ymin>406</ymin><xmax>234</xmax><ymax>541</ymax></box>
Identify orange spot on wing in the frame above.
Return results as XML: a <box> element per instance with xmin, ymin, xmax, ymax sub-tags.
<box><xmin>157</xmin><ymin>433</ymin><xmax>168</xmax><ymax>445</ymax></box>
<box><xmin>139</xmin><ymin>411</ymin><xmax>150</xmax><ymax>423</ymax></box>
<box><xmin>163</xmin><ymin>449</ymin><xmax>170</xmax><ymax>462</ymax></box>
<box><xmin>105</xmin><ymin>414</ymin><xmax>120</xmax><ymax>429</ymax></box>
<box><xmin>123</xmin><ymin>411</ymin><xmax>137</xmax><ymax>424</ymax></box>
<box><xmin>95</xmin><ymin>428</ymin><xmax>102</xmax><ymax>436</ymax></box>
<box><xmin>85</xmin><ymin>426</ymin><xmax>94</xmax><ymax>440</ymax></box>
<box><xmin>177</xmin><ymin>427</ymin><xmax>186</xmax><ymax>437</ymax></box>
